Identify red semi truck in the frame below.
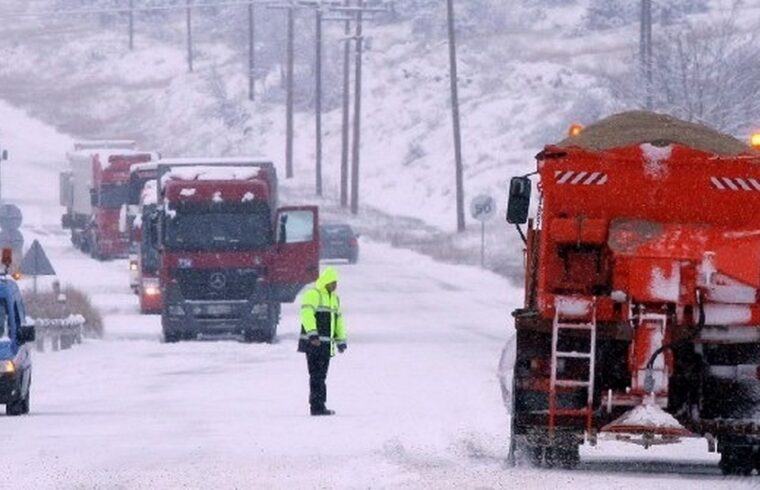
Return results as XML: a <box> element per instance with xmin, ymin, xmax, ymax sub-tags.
<box><xmin>126</xmin><ymin>162</ymin><xmax>161</xmax><ymax>294</ymax></box>
<box><xmin>156</xmin><ymin>158</ymin><xmax>319</xmax><ymax>342</ymax></box>
<box><xmin>61</xmin><ymin>143</ymin><xmax>157</xmax><ymax>260</ymax></box>
<box><xmin>135</xmin><ymin>178</ymin><xmax>162</xmax><ymax>314</ymax></box>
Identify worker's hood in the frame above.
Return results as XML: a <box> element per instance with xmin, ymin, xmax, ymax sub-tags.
<box><xmin>316</xmin><ymin>266</ymin><xmax>339</xmax><ymax>291</ymax></box>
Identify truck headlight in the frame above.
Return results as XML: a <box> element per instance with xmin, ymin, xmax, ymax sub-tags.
<box><xmin>0</xmin><ymin>360</ymin><xmax>15</xmax><ymax>374</ymax></box>
<box><xmin>142</xmin><ymin>278</ymin><xmax>160</xmax><ymax>296</ymax></box>
<box><xmin>167</xmin><ymin>305</ymin><xmax>185</xmax><ymax>316</ymax></box>
<box><xmin>129</xmin><ymin>261</ymin><xmax>138</xmax><ymax>272</ymax></box>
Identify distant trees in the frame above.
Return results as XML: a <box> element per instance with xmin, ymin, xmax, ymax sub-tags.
<box><xmin>583</xmin><ymin>0</ymin><xmax>708</xmax><ymax>31</ymax></box>
<box><xmin>605</xmin><ymin>15</ymin><xmax>760</xmax><ymax>136</ymax></box>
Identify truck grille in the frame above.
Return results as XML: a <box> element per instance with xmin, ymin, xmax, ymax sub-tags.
<box><xmin>173</xmin><ymin>268</ymin><xmax>261</xmax><ymax>300</ymax></box>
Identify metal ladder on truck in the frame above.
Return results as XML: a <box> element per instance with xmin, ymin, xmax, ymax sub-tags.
<box><xmin>548</xmin><ymin>297</ymin><xmax>597</xmax><ymax>440</ymax></box>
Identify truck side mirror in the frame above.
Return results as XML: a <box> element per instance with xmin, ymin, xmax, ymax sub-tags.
<box><xmin>17</xmin><ymin>325</ymin><xmax>35</xmax><ymax>345</ymax></box>
<box><xmin>506</xmin><ymin>176</ymin><xmax>532</xmax><ymax>225</ymax></box>
<box><xmin>90</xmin><ymin>188</ymin><xmax>98</xmax><ymax>207</ymax></box>
<box><xmin>151</xmin><ymin>214</ymin><xmax>162</xmax><ymax>249</ymax></box>
<box><xmin>2</xmin><ymin>150</ymin><xmax>8</xmax><ymax>161</ymax></box>
<box><xmin>278</xmin><ymin>215</ymin><xmax>289</xmax><ymax>244</ymax></box>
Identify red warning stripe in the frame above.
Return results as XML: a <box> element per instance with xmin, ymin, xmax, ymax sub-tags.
<box><xmin>554</xmin><ymin>170</ymin><xmax>608</xmax><ymax>185</ymax></box>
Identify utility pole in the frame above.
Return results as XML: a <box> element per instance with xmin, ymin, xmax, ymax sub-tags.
<box><xmin>329</xmin><ymin>1</ymin><xmax>386</xmax><ymax>214</ymax></box>
<box><xmin>315</xmin><ymin>4</ymin><xmax>323</xmax><ymax>195</ymax></box>
<box><xmin>640</xmin><ymin>0</ymin><xmax>653</xmax><ymax>110</ymax></box>
<box><xmin>340</xmin><ymin>1</ymin><xmax>351</xmax><ymax>207</ymax></box>
<box><xmin>349</xmin><ymin>0</ymin><xmax>364</xmax><ymax>215</ymax></box>
<box><xmin>268</xmin><ymin>2</ymin><xmax>299</xmax><ymax>179</ymax></box>
<box><xmin>446</xmin><ymin>0</ymin><xmax>465</xmax><ymax>232</ymax></box>
<box><xmin>303</xmin><ymin>1</ymin><xmax>350</xmax><ymax>197</ymax></box>
<box><xmin>128</xmin><ymin>0</ymin><xmax>134</xmax><ymax>50</ymax></box>
<box><xmin>248</xmin><ymin>2</ymin><xmax>256</xmax><ymax>101</ymax></box>
<box><xmin>186</xmin><ymin>0</ymin><xmax>194</xmax><ymax>72</ymax></box>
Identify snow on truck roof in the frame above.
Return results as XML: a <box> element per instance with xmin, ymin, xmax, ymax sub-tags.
<box><xmin>556</xmin><ymin>111</ymin><xmax>754</xmax><ymax>156</ymax></box>
<box><xmin>73</xmin><ymin>140</ymin><xmax>136</xmax><ymax>151</ymax></box>
<box><xmin>157</xmin><ymin>157</ymin><xmax>272</xmax><ymax>166</ymax></box>
<box><xmin>67</xmin><ymin>148</ymin><xmax>158</xmax><ymax>162</ymax></box>
<box><xmin>161</xmin><ymin>165</ymin><xmax>262</xmax><ymax>188</ymax></box>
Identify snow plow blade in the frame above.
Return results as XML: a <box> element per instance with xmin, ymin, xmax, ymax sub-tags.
<box><xmin>600</xmin><ymin>399</ymin><xmax>694</xmax><ymax>448</ymax></box>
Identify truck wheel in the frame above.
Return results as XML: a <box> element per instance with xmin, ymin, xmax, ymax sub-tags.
<box><xmin>163</xmin><ymin>328</ymin><xmax>180</xmax><ymax>343</ymax></box>
<box><xmin>509</xmin><ymin>435</ymin><xmax>542</xmax><ymax>467</ymax></box>
<box><xmin>242</xmin><ymin>329</ymin><xmax>258</xmax><ymax>343</ymax></box>
<box><xmin>545</xmin><ymin>444</ymin><xmax>580</xmax><ymax>469</ymax></box>
<box><xmin>720</xmin><ymin>445</ymin><xmax>754</xmax><ymax>475</ymax></box>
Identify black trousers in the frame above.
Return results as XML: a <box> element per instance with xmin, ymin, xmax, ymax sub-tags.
<box><xmin>307</xmin><ymin>351</ymin><xmax>331</xmax><ymax>410</ymax></box>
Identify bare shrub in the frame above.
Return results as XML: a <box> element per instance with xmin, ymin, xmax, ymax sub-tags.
<box><xmin>23</xmin><ymin>286</ymin><xmax>103</xmax><ymax>338</ymax></box>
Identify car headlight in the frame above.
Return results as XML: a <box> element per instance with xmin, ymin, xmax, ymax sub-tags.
<box><xmin>0</xmin><ymin>360</ymin><xmax>15</xmax><ymax>374</ymax></box>
<box><xmin>142</xmin><ymin>278</ymin><xmax>160</xmax><ymax>296</ymax></box>
<box><xmin>167</xmin><ymin>305</ymin><xmax>185</xmax><ymax>316</ymax></box>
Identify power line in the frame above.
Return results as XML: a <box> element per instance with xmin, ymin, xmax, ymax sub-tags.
<box><xmin>0</xmin><ymin>1</ymin><xmax>274</xmax><ymax>19</ymax></box>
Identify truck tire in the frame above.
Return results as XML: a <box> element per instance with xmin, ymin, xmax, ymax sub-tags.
<box><xmin>544</xmin><ymin>444</ymin><xmax>580</xmax><ymax>469</ymax></box>
<box><xmin>163</xmin><ymin>328</ymin><xmax>180</xmax><ymax>343</ymax></box>
<box><xmin>720</xmin><ymin>445</ymin><xmax>754</xmax><ymax>476</ymax></box>
<box><xmin>509</xmin><ymin>434</ymin><xmax>542</xmax><ymax>467</ymax></box>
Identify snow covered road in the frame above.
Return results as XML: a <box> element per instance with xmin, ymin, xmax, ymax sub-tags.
<box><xmin>0</xmin><ymin>105</ymin><xmax>755</xmax><ymax>489</ymax></box>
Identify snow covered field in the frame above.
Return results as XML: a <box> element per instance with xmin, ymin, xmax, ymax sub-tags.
<box><xmin>0</xmin><ymin>98</ymin><xmax>753</xmax><ymax>489</ymax></box>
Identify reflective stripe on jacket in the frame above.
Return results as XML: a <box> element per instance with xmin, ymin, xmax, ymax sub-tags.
<box><xmin>298</xmin><ymin>267</ymin><xmax>346</xmax><ymax>356</ymax></box>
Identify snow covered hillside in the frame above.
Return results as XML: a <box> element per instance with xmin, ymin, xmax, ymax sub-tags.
<box><xmin>0</xmin><ymin>1</ymin><xmax>756</xmax><ymax>269</ymax></box>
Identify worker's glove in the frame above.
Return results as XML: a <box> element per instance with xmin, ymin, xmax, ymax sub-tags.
<box><xmin>309</xmin><ymin>333</ymin><xmax>321</xmax><ymax>347</ymax></box>
<box><xmin>337</xmin><ymin>343</ymin><xmax>347</xmax><ymax>354</ymax></box>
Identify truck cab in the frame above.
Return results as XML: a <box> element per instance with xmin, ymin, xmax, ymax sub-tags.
<box><xmin>156</xmin><ymin>159</ymin><xmax>319</xmax><ymax>343</ymax></box>
<box><xmin>0</xmin><ymin>253</ymin><xmax>35</xmax><ymax>416</ymax></box>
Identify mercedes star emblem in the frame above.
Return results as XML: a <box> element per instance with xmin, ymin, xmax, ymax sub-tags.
<box><xmin>209</xmin><ymin>272</ymin><xmax>227</xmax><ymax>290</ymax></box>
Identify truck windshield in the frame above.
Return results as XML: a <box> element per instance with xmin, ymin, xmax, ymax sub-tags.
<box><xmin>99</xmin><ymin>184</ymin><xmax>130</xmax><ymax>209</ymax></box>
<box><xmin>164</xmin><ymin>204</ymin><xmax>272</xmax><ymax>251</ymax></box>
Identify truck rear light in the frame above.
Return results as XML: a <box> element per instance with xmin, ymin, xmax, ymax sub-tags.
<box><xmin>349</xmin><ymin>238</ymin><xmax>358</xmax><ymax>247</ymax></box>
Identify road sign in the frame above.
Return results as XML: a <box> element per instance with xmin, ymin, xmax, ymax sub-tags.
<box><xmin>0</xmin><ymin>228</ymin><xmax>23</xmax><ymax>252</ymax></box>
<box><xmin>470</xmin><ymin>194</ymin><xmax>496</xmax><ymax>222</ymax></box>
<box><xmin>0</xmin><ymin>204</ymin><xmax>22</xmax><ymax>230</ymax></box>
<box><xmin>20</xmin><ymin>240</ymin><xmax>55</xmax><ymax>276</ymax></box>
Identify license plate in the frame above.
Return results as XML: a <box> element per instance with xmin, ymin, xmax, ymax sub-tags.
<box><xmin>206</xmin><ymin>304</ymin><xmax>234</xmax><ymax>315</ymax></box>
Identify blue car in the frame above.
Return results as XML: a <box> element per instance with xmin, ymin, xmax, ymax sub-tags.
<box><xmin>0</xmin><ymin>276</ymin><xmax>35</xmax><ymax>416</ymax></box>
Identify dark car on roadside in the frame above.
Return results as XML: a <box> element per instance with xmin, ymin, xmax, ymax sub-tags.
<box><xmin>319</xmin><ymin>224</ymin><xmax>359</xmax><ymax>264</ymax></box>
<box><xmin>0</xmin><ymin>266</ymin><xmax>35</xmax><ymax>416</ymax></box>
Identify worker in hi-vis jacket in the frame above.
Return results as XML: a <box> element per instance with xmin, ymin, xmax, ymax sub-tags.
<box><xmin>297</xmin><ymin>266</ymin><xmax>347</xmax><ymax>416</ymax></box>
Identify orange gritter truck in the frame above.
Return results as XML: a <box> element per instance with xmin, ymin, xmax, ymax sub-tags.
<box><xmin>505</xmin><ymin>111</ymin><xmax>760</xmax><ymax>475</ymax></box>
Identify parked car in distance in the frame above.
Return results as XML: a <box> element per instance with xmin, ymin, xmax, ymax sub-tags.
<box><xmin>319</xmin><ymin>224</ymin><xmax>359</xmax><ymax>264</ymax></box>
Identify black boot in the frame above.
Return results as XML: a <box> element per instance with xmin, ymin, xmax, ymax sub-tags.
<box><xmin>310</xmin><ymin>407</ymin><xmax>336</xmax><ymax>416</ymax></box>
